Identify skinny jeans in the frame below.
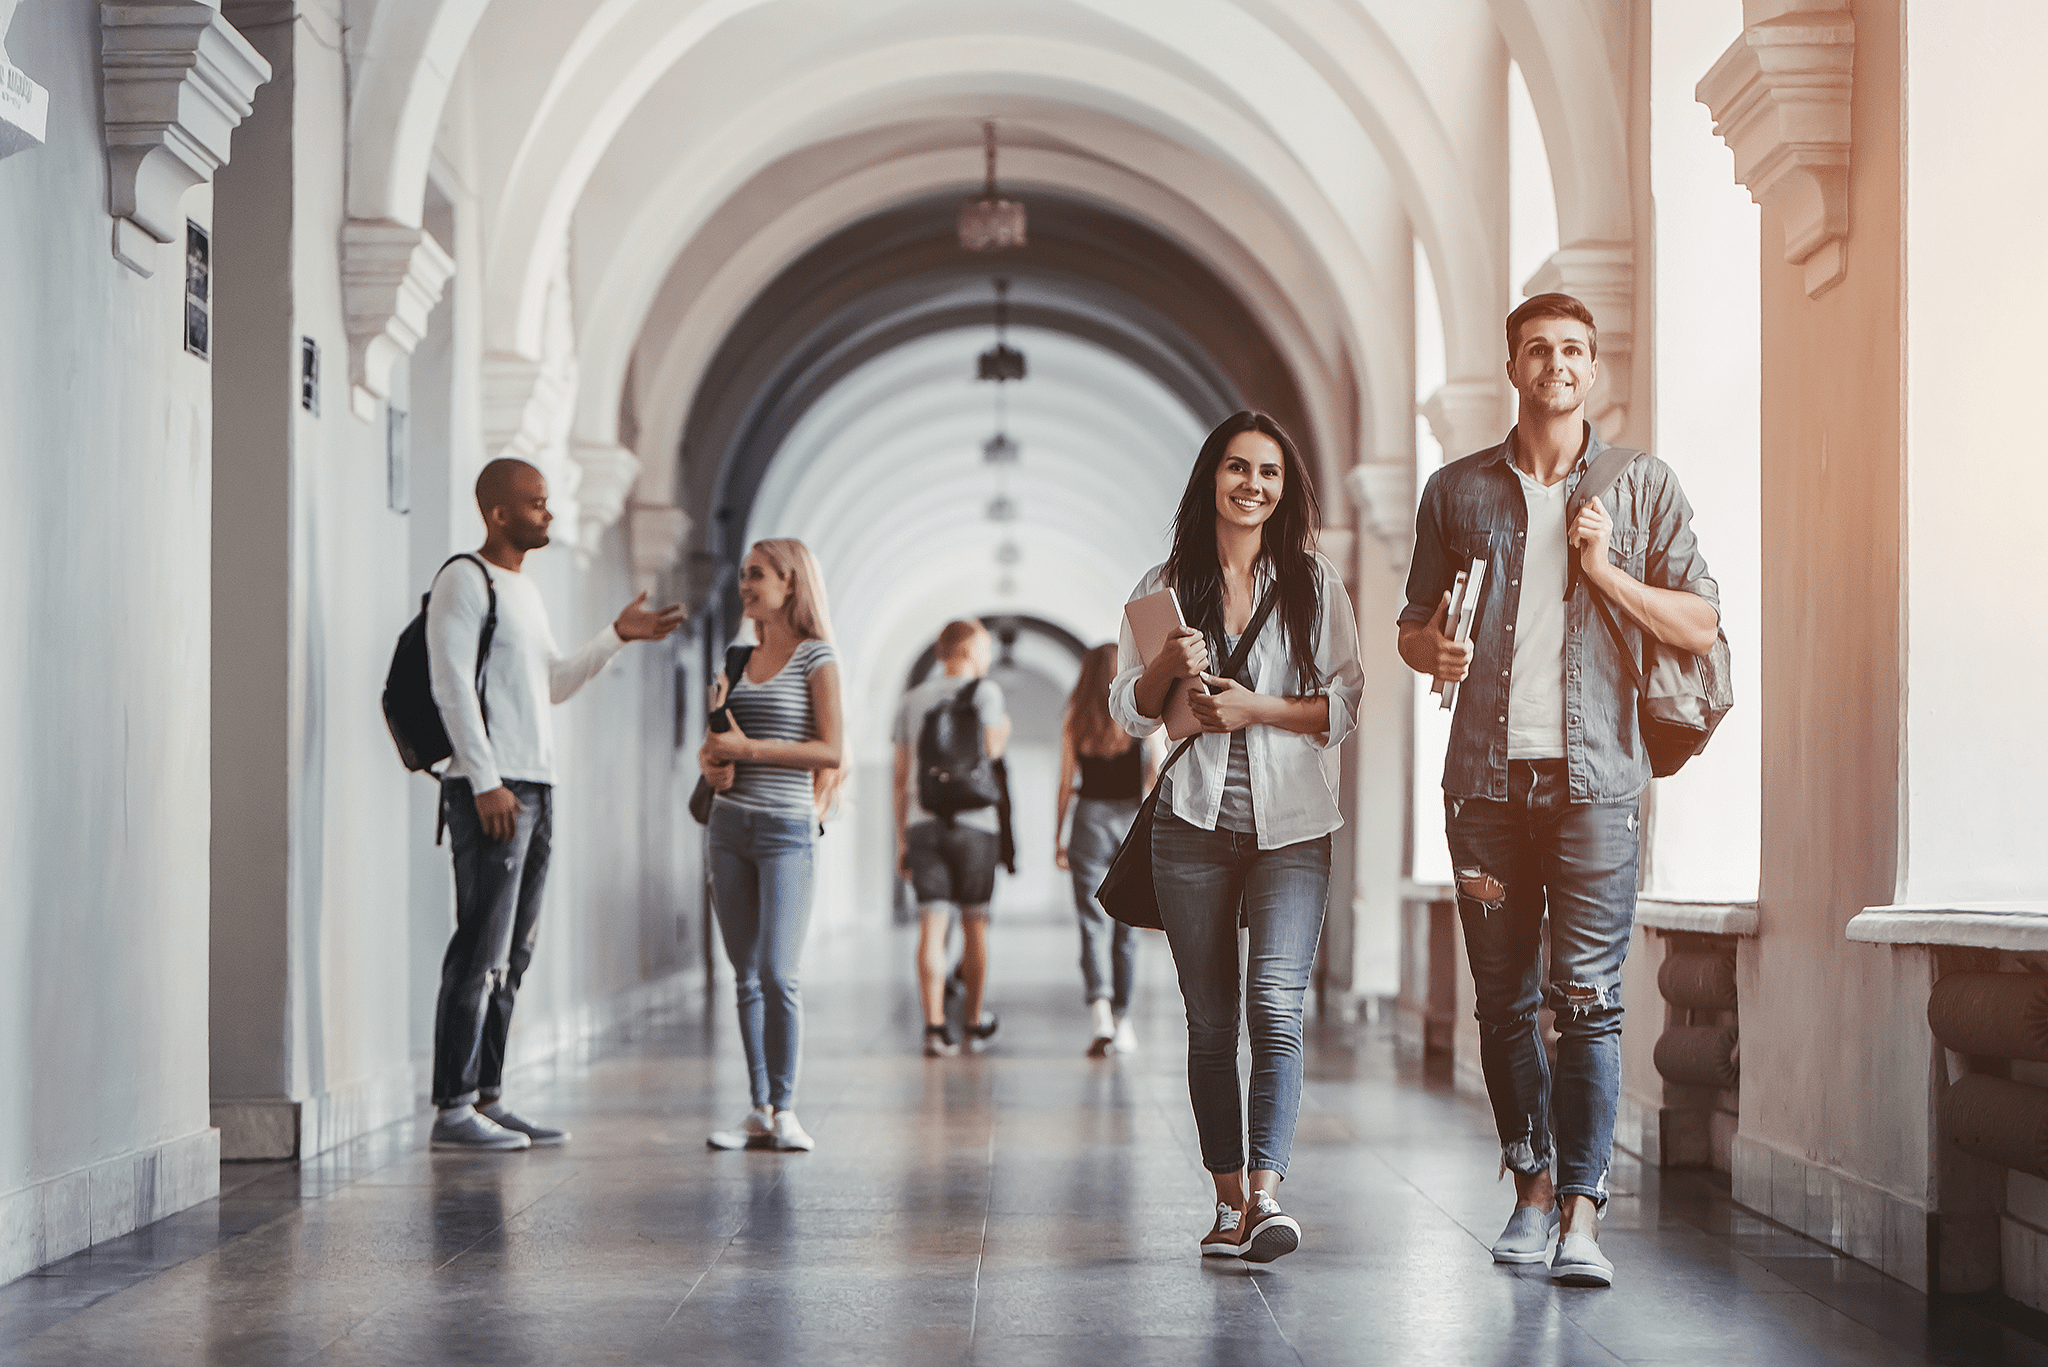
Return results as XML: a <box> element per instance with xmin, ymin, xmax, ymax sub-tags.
<box><xmin>707</xmin><ymin>798</ymin><xmax>817</xmax><ymax>1110</ymax></box>
<box><xmin>1068</xmin><ymin>796</ymin><xmax>1140</xmax><ymax>1012</ymax></box>
<box><xmin>1152</xmin><ymin>811</ymin><xmax>1330</xmax><ymax>1177</ymax></box>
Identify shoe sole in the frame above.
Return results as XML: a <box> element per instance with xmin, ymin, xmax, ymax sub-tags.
<box><xmin>1492</xmin><ymin>1247</ymin><xmax>1552</xmax><ymax>1265</ymax></box>
<box><xmin>776</xmin><ymin>1141</ymin><xmax>815</xmax><ymax>1152</ymax></box>
<box><xmin>1200</xmin><ymin>1241</ymin><xmax>1244</xmax><ymax>1258</ymax></box>
<box><xmin>706</xmin><ymin>1133</ymin><xmax>777</xmax><ymax>1150</ymax></box>
<box><xmin>1240</xmin><ymin>1216</ymin><xmax>1300</xmax><ymax>1264</ymax></box>
<box><xmin>923</xmin><ymin>1043</ymin><xmax>959</xmax><ymax>1057</ymax></box>
<box><xmin>1551</xmin><ymin>1263</ymin><xmax>1613</xmax><ymax>1287</ymax></box>
<box><xmin>431</xmin><ymin>1139</ymin><xmax>528</xmax><ymax>1152</ymax></box>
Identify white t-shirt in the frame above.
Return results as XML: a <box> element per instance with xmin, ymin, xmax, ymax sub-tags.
<box><xmin>1507</xmin><ymin>463</ymin><xmax>1568</xmax><ymax>759</ymax></box>
<box><xmin>893</xmin><ymin>674</ymin><xmax>1008</xmax><ymax>834</ymax></box>
<box><xmin>426</xmin><ymin>557</ymin><xmax>625</xmax><ymax>792</ymax></box>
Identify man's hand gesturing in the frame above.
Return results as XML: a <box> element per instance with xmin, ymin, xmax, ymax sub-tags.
<box><xmin>615</xmin><ymin>591</ymin><xmax>686</xmax><ymax>642</ymax></box>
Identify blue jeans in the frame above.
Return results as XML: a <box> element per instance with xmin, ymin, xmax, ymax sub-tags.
<box><xmin>1068</xmin><ymin>797</ymin><xmax>1139</xmax><ymax>1011</ymax></box>
<box><xmin>1152</xmin><ymin>812</ymin><xmax>1330</xmax><ymax>1177</ymax></box>
<box><xmin>1446</xmin><ymin>759</ymin><xmax>1640</xmax><ymax>1208</ymax></box>
<box><xmin>707</xmin><ymin>800</ymin><xmax>816</xmax><ymax>1110</ymax></box>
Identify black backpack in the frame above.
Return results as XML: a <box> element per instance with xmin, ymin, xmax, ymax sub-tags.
<box><xmin>383</xmin><ymin>554</ymin><xmax>498</xmax><ymax>773</ymax></box>
<box><xmin>916</xmin><ymin>679</ymin><xmax>1000</xmax><ymax>820</ymax></box>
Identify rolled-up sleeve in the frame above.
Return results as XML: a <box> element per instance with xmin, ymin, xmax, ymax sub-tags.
<box><xmin>1109</xmin><ymin>568</ymin><xmax>1164</xmax><ymax>739</ymax></box>
<box><xmin>1644</xmin><ymin>461</ymin><xmax>1721</xmax><ymax>619</ymax></box>
<box><xmin>1398</xmin><ymin>468</ymin><xmax>1456</xmax><ymax>626</ymax></box>
<box><xmin>1310</xmin><ymin>555</ymin><xmax>1365</xmax><ymax>750</ymax></box>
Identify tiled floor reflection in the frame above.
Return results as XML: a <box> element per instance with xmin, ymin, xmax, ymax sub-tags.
<box><xmin>6</xmin><ymin>917</ymin><xmax>2048</xmax><ymax>1365</ymax></box>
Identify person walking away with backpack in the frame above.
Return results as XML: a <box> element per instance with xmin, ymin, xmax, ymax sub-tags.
<box><xmin>1398</xmin><ymin>294</ymin><xmax>1721</xmax><ymax>1288</ymax></box>
<box><xmin>697</xmin><ymin>539</ymin><xmax>845</xmax><ymax>1154</ymax></box>
<box><xmin>426</xmin><ymin>458</ymin><xmax>684</xmax><ymax>1152</ymax></box>
<box><xmin>894</xmin><ymin>619</ymin><xmax>1011</xmax><ymax>1057</ymax></box>
<box><xmin>1108</xmin><ymin>411</ymin><xmax>1364</xmax><ymax>1264</ymax></box>
<box><xmin>1054</xmin><ymin>643</ymin><xmax>1156</xmax><ymax>1057</ymax></box>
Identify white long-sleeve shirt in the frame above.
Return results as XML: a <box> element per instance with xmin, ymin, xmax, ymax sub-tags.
<box><xmin>1108</xmin><ymin>553</ymin><xmax>1365</xmax><ymax>850</ymax></box>
<box><xmin>426</xmin><ymin>556</ymin><xmax>624</xmax><ymax>794</ymax></box>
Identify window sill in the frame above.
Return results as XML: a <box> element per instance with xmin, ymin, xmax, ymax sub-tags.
<box><xmin>1846</xmin><ymin>902</ymin><xmax>2048</xmax><ymax>951</ymax></box>
<box><xmin>1638</xmin><ymin>900</ymin><xmax>1758</xmax><ymax>937</ymax></box>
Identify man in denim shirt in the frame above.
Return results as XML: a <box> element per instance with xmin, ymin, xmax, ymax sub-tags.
<box><xmin>1397</xmin><ymin>294</ymin><xmax>1720</xmax><ymax>1287</ymax></box>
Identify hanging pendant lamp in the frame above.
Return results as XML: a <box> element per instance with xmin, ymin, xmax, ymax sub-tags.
<box><xmin>958</xmin><ymin>121</ymin><xmax>1027</xmax><ymax>252</ymax></box>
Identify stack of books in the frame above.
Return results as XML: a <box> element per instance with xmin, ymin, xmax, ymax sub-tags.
<box><xmin>1432</xmin><ymin>557</ymin><xmax>1487</xmax><ymax>712</ymax></box>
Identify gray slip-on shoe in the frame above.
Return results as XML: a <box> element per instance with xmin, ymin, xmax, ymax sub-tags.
<box><xmin>479</xmin><ymin>1101</ymin><xmax>568</xmax><ymax>1146</ymax></box>
<box><xmin>1490</xmin><ymin>1205</ymin><xmax>1560</xmax><ymax>1264</ymax></box>
<box><xmin>1551</xmin><ymin>1230</ymin><xmax>1615</xmax><ymax>1286</ymax></box>
<box><xmin>430</xmin><ymin>1106</ymin><xmax>531</xmax><ymax>1152</ymax></box>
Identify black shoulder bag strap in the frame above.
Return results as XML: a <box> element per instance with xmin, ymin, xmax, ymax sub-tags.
<box><xmin>1151</xmin><ymin>581</ymin><xmax>1284</xmax><ymax>788</ymax></box>
<box><xmin>1564</xmin><ymin>447</ymin><xmax>1647</xmax><ymax>686</ymax></box>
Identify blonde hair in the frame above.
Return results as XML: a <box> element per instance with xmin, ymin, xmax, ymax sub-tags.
<box><xmin>1063</xmin><ymin>644</ymin><xmax>1132</xmax><ymax>759</ymax></box>
<box><xmin>745</xmin><ymin>538</ymin><xmax>845</xmax><ymax>816</ymax></box>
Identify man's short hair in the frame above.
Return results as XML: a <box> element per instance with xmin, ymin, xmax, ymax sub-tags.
<box><xmin>1506</xmin><ymin>293</ymin><xmax>1598</xmax><ymax>360</ymax></box>
<box><xmin>475</xmin><ymin>457</ymin><xmax>541</xmax><ymax>514</ymax></box>
<box><xmin>936</xmin><ymin>619</ymin><xmax>987</xmax><ymax>661</ymax></box>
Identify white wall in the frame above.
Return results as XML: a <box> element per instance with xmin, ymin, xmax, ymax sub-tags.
<box><xmin>0</xmin><ymin>0</ymin><xmax>220</xmax><ymax>1281</ymax></box>
<box><xmin>1900</xmin><ymin>0</ymin><xmax>2048</xmax><ymax>904</ymax></box>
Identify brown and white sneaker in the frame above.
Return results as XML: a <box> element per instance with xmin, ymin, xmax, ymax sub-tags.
<box><xmin>1200</xmin><ymin>1201</ymin><xmax>1245</xmax><ymax>1258</ymax></box>
<box><xmin>1239</xmin><ymin>1191</ymin><xmax>1301</xmax><ymax>1264</ymax></box>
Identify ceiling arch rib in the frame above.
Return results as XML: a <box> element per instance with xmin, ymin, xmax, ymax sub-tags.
<box><xmin>343</xmin><ymin>0</ymin><xmax>493</xmax><ymax>225</ymax></box>
<box><xmin>607</xmin><ymin>137</ymin><xmax>1380</xmax><ymax>513</ymax></box>
<box><xmin>675</xmin><ymin>194</ymin><xmax>1312</xmax><ymax>608</ymax></box>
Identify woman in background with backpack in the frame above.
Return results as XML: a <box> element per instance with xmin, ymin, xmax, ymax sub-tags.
<box><xmin>1108</xmin><ymin>411</ymin><xmax>1364</xmax><ymax>1264</ymax></box>
<box><xmin>1054</xmin><ymin>644</ymin><xmax>1156</xmax><ymax>1057</ymax></box>
<box><xmin>698</xmin><ymin>538</ymin><xmax>844</xmax><ymax>1153</ymax></box>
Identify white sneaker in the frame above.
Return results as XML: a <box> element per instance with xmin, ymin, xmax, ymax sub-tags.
<box><xmin>772</xmin><ymin>1111</ymin><xmax>815</xmax><ymax>1152</ymax></box>
<box><xmin>707</xmin><ymin>1105</ymin><xmax>775</xmax><ymax>1151</ymax></box>
<box><xmin>1111</xmin><ymin>1016</ymin><xmax>1138</xmax><ymax>1054</ymax></box>
<box><xmin>1551</xmin><ymin>1230</ymin><xmax>1615</xmax><ymax>1287</ymax></box>
<box><xmin>430</xmin><ymin>1105</ymin><xmax>530</xmax><ymax>1152</ymax></box>
<box><xmin>1087</xmin><ymin>1001</ymin><xmax>1115</xmax><ymax>1058</ymax></box>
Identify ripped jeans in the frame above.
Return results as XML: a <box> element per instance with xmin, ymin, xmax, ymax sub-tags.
<box><xmin>1446</xmin><ymin>759</ymin><xmax>1640</xmax><ymax>1209</ymax></box>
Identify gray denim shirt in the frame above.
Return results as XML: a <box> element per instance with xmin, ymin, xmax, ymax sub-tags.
<box><xmin>1398</xmin><ymin>424</ymin><xmax>1720</xmax><ymax>804</ymax></box>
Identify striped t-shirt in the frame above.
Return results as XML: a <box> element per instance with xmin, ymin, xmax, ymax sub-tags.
<box><xmin>719</xmin><ymin>638</ymin><xmax>837</xmax><ymax>815</ymax></box>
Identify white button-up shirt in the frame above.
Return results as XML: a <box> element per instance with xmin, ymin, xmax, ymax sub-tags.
<box><xmin>1109</xmin><ymin>553</ymin><xmax>1365</xmax><ymax>850</ymax></box>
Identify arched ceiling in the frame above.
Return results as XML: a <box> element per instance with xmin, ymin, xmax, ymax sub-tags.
<box><xmin>681</xmin><ymin>192</ymin><xmax>1312</xmax><ymax>559</ymax></box>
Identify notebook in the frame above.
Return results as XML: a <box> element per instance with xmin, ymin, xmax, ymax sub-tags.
<box><xmin>1123</xmin><ymin>587</ymin><xmax>1205</xmax><ymax>740</ymax></box>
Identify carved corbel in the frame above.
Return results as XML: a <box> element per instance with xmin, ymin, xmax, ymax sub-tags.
<box><xmin>480</xmin><ymin>351</ymin><xmax>566</xmax><ymax>464</ymax></box>
<box><xmin>1419</xmin><ymin>379</ymin><xmax>1509</xmax><ymax>463</ymax></box>
<box><xmin>627</xmin><ymin>504</ymin><xmax>691</xmax><ymax>596</ymax></box>
<box><xmin>101</xmin><ymin>2</ymin><xmax>271</xmax><ymax>275</ymax></box>
<box><xmin>342</xmin><ymin>220</ymin><xmax>454</xmax><ymax>421</ymax></box>
<box><xmin>1697</xmin><ymin>8</ymin><xmax>1854</xmax><ymax>298</ymax></box>
<box><xmin>1524</xmin><ymin>244</ymin><xmax>1634</xmax><ymax>439</ymax></box>
<box><xmin>1345</xmin><ymin>461</ymin><xmax>1416</xmax><ymax>570</ymax></box>
<box><xmin>570</xmin><ymin>439</ymin><xmax>643</xmax><ymax>554</ymax></box>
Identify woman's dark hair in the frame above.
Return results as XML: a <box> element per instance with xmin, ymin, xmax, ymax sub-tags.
<box><xmin>1163</xmin><ymin>410</ymin><xmax>1322</xmax><ymax>693</ymax></box>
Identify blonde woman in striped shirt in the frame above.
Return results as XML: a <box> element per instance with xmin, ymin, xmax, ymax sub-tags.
<box><xmin>698</xmin><ymin>539</ymin><xmax>845</xmax><ymax>1153</ymax></box>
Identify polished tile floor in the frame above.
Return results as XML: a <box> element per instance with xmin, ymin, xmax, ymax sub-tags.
<box><xmin>7</xmin><ymin>916</ymin><xmax>2048</xmax><ymax>1366</ymax></box>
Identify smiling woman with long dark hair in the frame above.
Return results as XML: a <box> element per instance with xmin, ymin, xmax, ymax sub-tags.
<box><xmin>1108</xmin><ymin>410</ymin><xmax>1365</xmax><ymax>1265</ymax></box>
